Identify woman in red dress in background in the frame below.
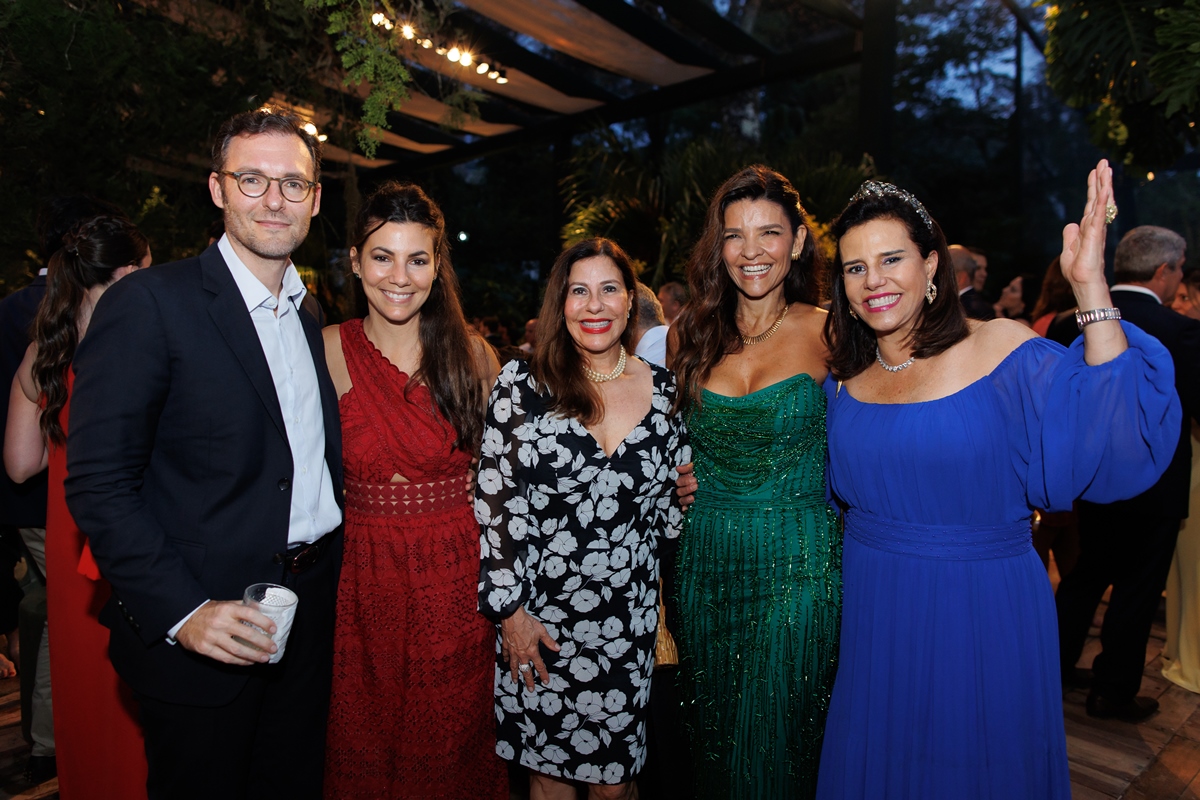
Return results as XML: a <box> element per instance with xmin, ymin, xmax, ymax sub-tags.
<box><xmin>4</xmin><ymin>215</ymin><xmax>151</xmax><ymax>799</ymax></box>
<box><xmin>322</xmin><ymin>181</ymin><xmax>507</xmax><ymax>799</ymax></box>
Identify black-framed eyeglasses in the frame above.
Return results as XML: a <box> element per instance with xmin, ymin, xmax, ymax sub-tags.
<box><xmin>219</xmin><ymin>171</ymin><xmax>318</xmax><ymax>203</ymax></box>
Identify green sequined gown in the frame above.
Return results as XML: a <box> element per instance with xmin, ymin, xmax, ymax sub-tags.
<box><xmin>676</xmin><ymin>373</ymin><xmax>841</xmax><ymax>799</ymax></box>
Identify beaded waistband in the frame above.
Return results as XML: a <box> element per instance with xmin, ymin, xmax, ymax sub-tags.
<box><xmin>344</xmin><ymin>475</ymin><xmax>468</xmax><ymax>518</ymax></box>
<box><xmin>845</xmin><ymin>509</ymin><xmax>1032</xmax><ymax>560</ymax></box>
<box><xmin>695</xmin><ymin>489</ymin><xmax>827</xmax><ymax>510</ymax></box>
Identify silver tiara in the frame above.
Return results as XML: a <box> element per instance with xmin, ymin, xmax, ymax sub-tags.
<box><xmin>851</xmin><ymin>180</ymin><xmax>935</xmax><ymax>233</ymax></box>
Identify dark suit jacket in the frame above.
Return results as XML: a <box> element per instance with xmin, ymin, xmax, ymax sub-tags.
<box><xmin>0</xmin><ymin>275</ymin><xmax>48</xmax><ymax>527</ymax></box>
<box><xmin>959</xmin><ymin>288</ymin><xmax>996</xmax><ymax>320</ymax></box>
<box><xmin>64</xmin><ymin>245</ymin><xmax>343</xmax><ymax>706</ymax></box>
<box><xmin>1046</xmin><ymin>289</ymin><xmax>1200</xmax><ymax>519</ymax></box>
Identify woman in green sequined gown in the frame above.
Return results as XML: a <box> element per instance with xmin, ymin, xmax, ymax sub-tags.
<box><xmin>668</xmin><ymin>166</ymin><xmax>840</xmax><ymax>799</ymax></box>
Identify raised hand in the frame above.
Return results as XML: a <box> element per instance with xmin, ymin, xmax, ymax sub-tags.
<box><xmin>1057</xmin><ymin>159</ymin><xmax>1127</xmax><ymax>364</ymax></box>
<box><xmin>1060</xmin><ymin>159</ymin><xmax>1114</xmax><ymax>290</ymax></box>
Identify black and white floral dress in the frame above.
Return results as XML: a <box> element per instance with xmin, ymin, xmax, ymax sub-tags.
<box><xmin>476</xmin><ymin>358</ymin><xmax>689</xmax><ymax>785</ymax></box>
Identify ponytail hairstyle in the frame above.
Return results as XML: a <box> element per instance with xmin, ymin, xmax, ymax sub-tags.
<box><xmin>670</xmin><ymin>165</ymin><xmax>823</xmax><ymax>413</ymax></box>
<box><xmin>350</xmin><ymin>181</ymin><xmax>487</xmax><ymax>454</ymax></box>
<box><xmin>529</xmin><ymin>238</ymin><xmax>638</xmax><ymax>426</ymax></box>
<box><xmin>33</xmin><ymin>214</ymin><xmax>149</xmax><ymax>446</ymax></box>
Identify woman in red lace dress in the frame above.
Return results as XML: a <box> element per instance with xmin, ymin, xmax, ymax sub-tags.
<box><xmin>322</xmin><ymin>182</ymin><xmax>506</xmax><ymax>798</ymax></box>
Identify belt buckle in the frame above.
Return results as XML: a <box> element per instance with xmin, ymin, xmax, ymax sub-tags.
<box><xmin>287</xmin><ymin>542</ymin><xmax>319</xmax><ymax>574</ymax></box>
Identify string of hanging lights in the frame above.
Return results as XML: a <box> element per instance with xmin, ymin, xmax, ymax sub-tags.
<box><xmin>370</xmin><ymin>12</ymin><xmax>508</xmax><ymax>84</ymax></box>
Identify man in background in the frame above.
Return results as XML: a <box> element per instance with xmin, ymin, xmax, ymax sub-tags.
<box><xmin>950</xmin><ymin>244</ymin><xmax>994</xmax><ymax>320</ymax></box>
<box><xmin>1054</xmin><ymin>225</ymin><xmax>1200</xmax><ymax>722</ymax></box>
<box><xmin>631</xmin><ymin>283</ymin><xmax>669</xmax><ymax>367</ymax></box>
<box><xmin>657</xmin><ymin>281</ymin><xmax>686</xmax><ymax>325</ymax></box>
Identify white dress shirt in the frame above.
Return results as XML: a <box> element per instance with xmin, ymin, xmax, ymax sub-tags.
<box><xmin>168</xmin><ymin>238</ymin><xmax>341</xmax><ymax>640</ymax></box>
<box><xmin>1110</xmin><ymin>284</ymin><xmax>1163</xmax><ymax>304</ymax></box>
<box><xmin>635</xmin><ymin>325</ymin><xmax>669</xmax><ymax>367</ymax></box>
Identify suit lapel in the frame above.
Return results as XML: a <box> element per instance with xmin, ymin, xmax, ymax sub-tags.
<box><xmin>200</xmin><ymin>247</ymin><xmax>289</xmax><ymax>443</ymax></box>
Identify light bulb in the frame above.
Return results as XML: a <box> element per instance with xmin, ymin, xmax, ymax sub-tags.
<box><xmin>303</xmin><ymin>123</ymin><xmax>318</xmax><ymax>135</ymax></box>
<box><xmin>371</xmin><ymin>12</ymin><xmax>386</xmax><ymax>26</ymax></box>
<box><xmin>420</xmin><ymin>38</ymin><xmax>432</xmax><ymax>49</ymax></box>
<box><xmin>496</xmin><ymin>70</ymin><xmax>508</xmax><ymax>84</ymax></box>
<box><xmin>401</xmin><ymin>24</ymin><xmax>415</xmax><ymax>39</ymax></box>
<box><xmin>476</xmin><ymin>62</ymin><xmax>489</xmax><ymax>74</ymax></box>
<box><xmin>460</xmin><ymin>51</ymin><xmax>473</xmax><ymax>66</ymax></box>
<box><xmin>447</xmin><ymin>46</ymin><xmax>460</xmax><ymax>62</ymax></box>
<box><xmin>487</xmin><ymin>70</ymin><xmax>499</xmax><ymax>79</ymax></box>
<box><xmin>317</xmin><ymin>134</ymin><xmax>328</xmax><ymax>142</ymax></box>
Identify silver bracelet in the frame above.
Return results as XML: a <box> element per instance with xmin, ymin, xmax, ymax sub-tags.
<box><xmin>1075</xmin><ymin>307</ymin><xmax>1122</xmax><ymax>330</ymax></box>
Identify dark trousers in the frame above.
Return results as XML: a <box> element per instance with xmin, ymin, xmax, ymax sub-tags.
<box><xmin>1055</xmin><ymin>502</ymin><xmax>1180</xmax><ymax>701</ymax></box>
<box><xmin>136</xmin><ymin>552</ymin><xmax>336</xmax><ymax>800</ymax></box>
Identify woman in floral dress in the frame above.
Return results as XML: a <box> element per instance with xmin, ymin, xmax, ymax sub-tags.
<box><xmin>477</xmin><ymin>237</ymin><xmax>689</xmax><ymax>798</ymax></box>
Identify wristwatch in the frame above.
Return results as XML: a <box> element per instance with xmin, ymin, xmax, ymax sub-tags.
<box><xmin>1075</xmin><ymin>307</ymin><xmax>1122</xmax><ymax>330</ymax></box>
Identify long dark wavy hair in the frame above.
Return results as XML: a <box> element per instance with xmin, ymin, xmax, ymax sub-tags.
<box><xmin>530</xmin><ymin>238</ymin><xmax>638</xmax><ymax>426</ymax></box>
<box><xmin>669</xmin><ymin>165</ymin><xmax>823</xmax><ymax>413</ymax></box>
<box><xmin>33</xmin><ymin>215</ymin><xmax>149</xmax><ymax>446</ymax></box>
<box><xmin>350</xmin><ymin>181</ymin><xmax>486</xmax><ymax>454</ymax></box>
<box><xmin>1030</xmin><ymin>257</ymin><xmax>1074</xmax><ymax>321</ymax></box>
<box><xmin>824</xmin><ymin>183</ymin><xmax>968</xmax><ymax>380</ymax></box>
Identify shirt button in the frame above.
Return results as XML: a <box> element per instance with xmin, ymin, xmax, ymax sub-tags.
<box><xmin>278</xmin><ymin>478</ymin><xmax>290</xmax><ymax>491</ymax></box>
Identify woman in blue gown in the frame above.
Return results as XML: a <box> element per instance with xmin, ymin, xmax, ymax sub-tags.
<box><xmin>815</xmin><ymin>161</ymin><xmax>1180</xmax><ymax>799</ymax></box>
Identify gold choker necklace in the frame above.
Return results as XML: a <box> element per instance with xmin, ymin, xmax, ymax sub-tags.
<box><xmin>584</xmin><ymin>346</ymin><xmax>627</xmax><ymax>383</ymax></box>
<box><xmin>741</xmin><ymin>304</ymin><xmax>789</xmax><ymax>346</ymax></box>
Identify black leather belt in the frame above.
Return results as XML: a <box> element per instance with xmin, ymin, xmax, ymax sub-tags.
<box><xmin>273</xmin><ymin>534</ymin><xmax>331</xmax><ymax>574</ymax></box>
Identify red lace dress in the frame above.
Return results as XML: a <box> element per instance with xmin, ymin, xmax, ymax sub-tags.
<box><xmin>324</xmin><ymin>320</ymin><xmax>507</xmax><ymax>799</ymax></box>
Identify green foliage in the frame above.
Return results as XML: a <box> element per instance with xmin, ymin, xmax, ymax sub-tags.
<box><xmin>1151</xmin><ymin>0</ymin><xmax>1200</xmax><ymax>118</ymax></box>
<box><xmin>0</xmin><ymin>0</ymin><xmax>361</xmax><ymax>295</ymax></box>
<box><xmin>304</xmin><ymin>0</ymin><xmax>412</xmax><ymax>157</ymax></box>
<box><xmin>560</xmin><ymin>127</ymin><xmax>873</xmax><ymax>289</ymax></box>
<box><xmin>1040</xmin><ymin>0</ymin><xmax>1200</xmax><ymax>170</ymax></box>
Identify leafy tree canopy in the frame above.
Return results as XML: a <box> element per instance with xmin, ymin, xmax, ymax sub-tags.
<box><xmin>1040</xmin><ymin>0</ymin><xmax>1200</xmax><ymax>170</ymax></box>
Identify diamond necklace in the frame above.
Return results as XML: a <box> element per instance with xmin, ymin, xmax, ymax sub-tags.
<box><xmin>583</xmin><ymin>345</ymin><xmax>627</xmax><ymax>383</ymax></box>
<box><xmin>741</xmin><ymin>303</ymin><xmax>789</xmax><ymax>346</ymax></box>
<box><xmin>875</xmin><ymin>345</ymin><xmax>915</xmax><ymax>373</ymax></box>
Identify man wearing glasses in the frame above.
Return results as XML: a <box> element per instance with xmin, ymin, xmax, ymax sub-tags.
<box><xmin>64</xmin><ymin>110</ymin><xmax>343</xmax><ymax>800</ymax></box>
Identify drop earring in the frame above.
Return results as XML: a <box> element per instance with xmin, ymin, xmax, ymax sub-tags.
<box><xmin>925</xmin><ymin>280</ymin><xmax>937</xmax><ymax>304</ymax></box>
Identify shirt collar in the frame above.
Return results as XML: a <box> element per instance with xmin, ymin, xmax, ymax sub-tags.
<box><xmin>1110</xmin><ymin>284</ymin><xmax>1162</xmax><ymax>304</ymax></box>
<box><xmin>217</xmin><ymin>234</ymin><xmax>307</xmax><ymax>312</ymax></box>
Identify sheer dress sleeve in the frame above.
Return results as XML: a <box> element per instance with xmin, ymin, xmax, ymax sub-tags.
<box><xmin>991</xmin><ymin>322</ymin><xmax>1181</xmax><ymax>512</ymax></box>
<box><xmin>650</xmin><ymin>370</ymin><xmax>690</xmax><ymax>542</ymax></box>
<box><xmin>476</xmin><ymin>360</ymin><xmax>539</xmax><ymax>620</ymax></box>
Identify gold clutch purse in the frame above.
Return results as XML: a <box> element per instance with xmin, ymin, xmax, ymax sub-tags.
<box><xmin>654</xmin><ymin>577</ymin><xmax>679</xmax><ymax>667</ymax></box>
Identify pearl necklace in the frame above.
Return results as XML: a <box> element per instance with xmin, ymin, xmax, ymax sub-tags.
<box><xmin>584</xmin><ymin>345</ymin><xmax>627</xmax><ymax>383</ymax></box>
<box><xmin>876</xmin><ymin>346</ymin><xmax>915</xmax><ymax>373</ymax></box>
<box><xmin>741</xmin><ymin>304</ymin><xmax>789</xmax><ymax>346</ymax></box>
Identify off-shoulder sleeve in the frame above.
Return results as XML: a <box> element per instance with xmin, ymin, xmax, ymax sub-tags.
<box><xmin>476</xmin><ymin>360</ymin><xmax>538</xmax><ymax>620</ymax></box>
<box><xmin>991</xmin><ymin>322</ymin><xmax>1181</xmax><ymax>512</ymax></box>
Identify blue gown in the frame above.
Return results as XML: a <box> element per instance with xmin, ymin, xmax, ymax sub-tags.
<box><xmin>816</xmin><ymin>324</ymin><xmax>1181</xmax><ymax>800</ymax></box>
